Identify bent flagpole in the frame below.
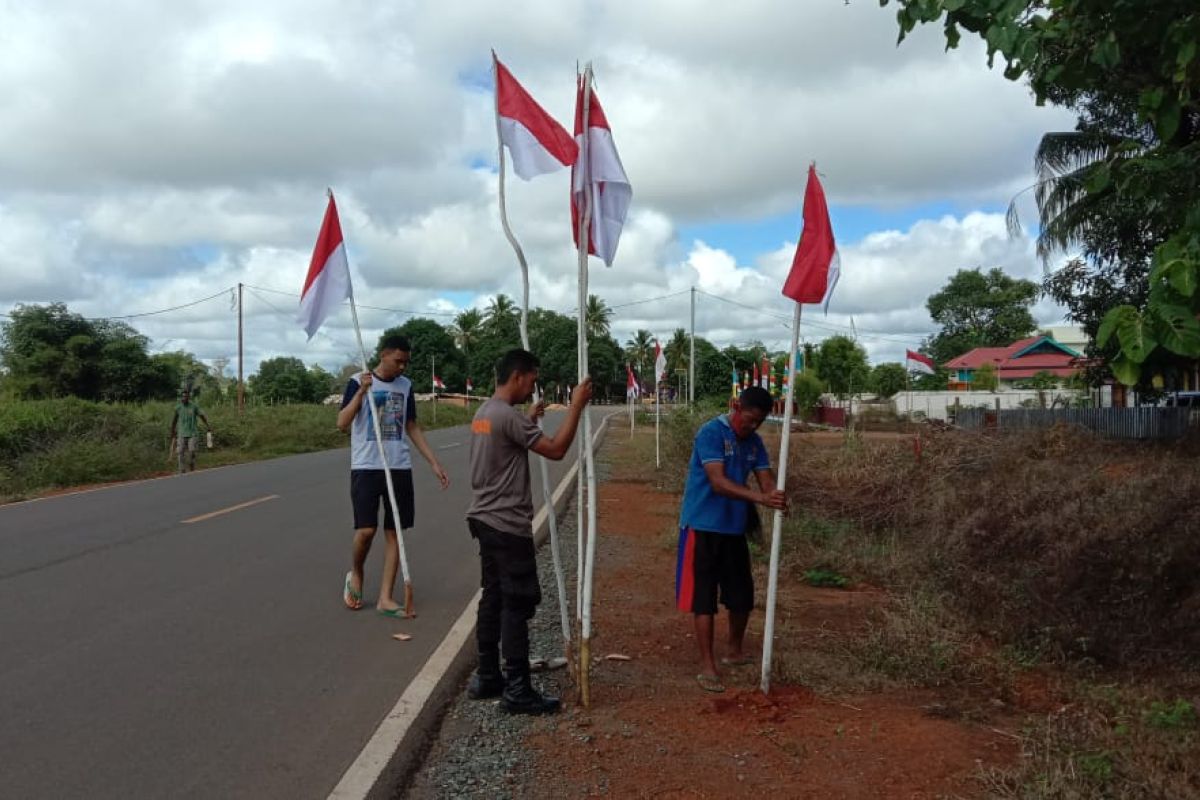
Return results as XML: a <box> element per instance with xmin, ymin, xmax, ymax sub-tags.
<box><xmin>492</xmin><ymin>57</ymin><xmax>573</xmax><ymax>657</ymax></box>
<box><xmin>300</xmin><ymin>192</ymin><xmax>415</xmax><ymax>616</ymax></box>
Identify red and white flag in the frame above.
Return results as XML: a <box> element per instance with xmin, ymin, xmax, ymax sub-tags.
<box><xmin>654</xmin><ymin>340</ymin><xmax>667</xmax><ymax>385</ymax></box>
<box><xmin>761</xmin><ymin>355</ymin><xmax>771</xmax><ymax>391</ymax></box>
<box><xmin>752</xmin><ymin>361</ymin><xmax>760</xmax><ymax>389</ymax></box>
<box><xmin>782</xmin><ymin>165</ymin><xmax>839</xmax><ymax>311</ymax></box>
<box><xmin>466</xmin><ymin>377</ymin><xmax>474</xmax><ymax>394</ymax></box>
<box><xmin>905</xmin><ymin>349</ymin><xmax>936</xmax><ymax>376</ymax></box>
<box><xmin>433</xmin><ymin>375</ymin><xmax>445</xmax><ymax>390</ymax></box>
<box><xmin>626</xmin><ymin>363</ymin><xmax>639</xmax><ymax>399</ymax></box>
<box><xmin>494</xmin><ymin>54</ymin><xmax>578</xmax><ymax>181</ymax></box>
<box><xmin>298</xmin><ymin>193</ymin><xmax>352</xmax><ymax>340</ymax></box>
<box><xmin>571</xmin><ymin>74</ymin><xmax>632</xmax><ymax>267</ymax></box>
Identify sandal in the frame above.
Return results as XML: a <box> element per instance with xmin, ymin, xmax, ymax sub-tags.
<box><xmin>696</xmin><ymin>673</ymin><xmax>725</xmax><ymax>693</ymax></box>
<box><xmin>343</xmin><ymin>571</ymin><xmax>363</xmax><ymax>610</ymax></box>
<box><xmin>720</xmin><ymin>656</ymin><xmax>754</xmax><ymax>667</ymax></box>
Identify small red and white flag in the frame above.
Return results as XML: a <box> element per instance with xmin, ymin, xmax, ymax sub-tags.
<box><xmin>466</xmin><ymin>377</ymin><xmax>474</xmax><ymax>394</ymax></box>
<box><xmin>433</xmin><ymin>375</ymin><xmax>446</xmax><ymax>391</ymax></box>
<box><xmin>626</xmin><ymin>363</ymin><xmax>639</xmax><ymax>399</ymax></box>
<box><xmin>752</xmin><ymin>361</ymin><xmax>760</xmax><ymax>389</ymax></box>
<box><xmin>494</xmin><ymin>54</ymin><xmax>579</xmax><ymax>181</ymax></box>
<box><xmin>571</xmin><ymin>74</ymin><xmax>632</xmax><ymax>267</ymax></box>
<box><xmin>905</xmin><ymin>349</ymin><xmax>936</xmax><ymax>376</ymax></box>
<box><xmin>298</xmin><ymin>193</ymin><xmax>352</xmax><ymax>340</ymax></box>
<box><xmin>654</xmin><ymin>340</ymin><xmax>667</xmax><ymax>386</ymax></box>
<box><xmin>761</xmin><ymin>355</ymin><xmax>771</xmax><ymax>391</ymax></box>
<box><xmin>782</xmin><ymin>165</ymin><xmax>839</xmax><ymax>312</ymax></box>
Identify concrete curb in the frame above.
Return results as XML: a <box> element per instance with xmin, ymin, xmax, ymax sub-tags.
<box><xmin>328</xmin><ymin>413</ymin><xmax>612</xmax><ymax>800</ymax></box>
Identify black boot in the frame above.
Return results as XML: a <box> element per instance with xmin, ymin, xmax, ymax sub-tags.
<box><xmin>501</xmin><ymin>660</ymin><xmax>560</xmax><ymax>715</ymax></box>
<box><xmin>467</xmin><ymin>650</ymin><xmax>504</xmax><ymax>700</ymax></box>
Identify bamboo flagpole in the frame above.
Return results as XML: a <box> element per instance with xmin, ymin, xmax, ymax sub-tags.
<box><xmin>575</xmin><ymin>63</ymin><xmax>597</xmax><ymax>706</ymax></box>
<box><xmin>492</xmin><ymin>56</ymin><xmax>573</xmax><ymax>658</ymax></box>
<box><xmin>571</xmin><ymin>60</ymin><xmax>631</xmax><ymax>706</ymax></box>
<box><xmin>299</xmin><ymin>191</ymin><xmax>415</xmax><ymax>616</ymax></box>
<box><xmin>762</xmin><ymin>163</ymin><xmax>838</xmax><ymax>693</ymax></box>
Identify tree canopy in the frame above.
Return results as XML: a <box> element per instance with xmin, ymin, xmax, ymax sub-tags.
<box><xmin>924</xmin><ymin>268</ymin><xmax>1039</xmax><ymax>364</ymax></box>
<box><xmin>883</xmin><ymin>0</ymin><xmax>1200</xmax><ymax>385</ymax></box>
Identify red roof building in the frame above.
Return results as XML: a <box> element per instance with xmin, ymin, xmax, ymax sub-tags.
<box><xmin>943</xmin><ymin>335</ymin><xmax>1082</xmax><ymax>389</ymax></box>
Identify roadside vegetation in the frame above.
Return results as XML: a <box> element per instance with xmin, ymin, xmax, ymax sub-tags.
<box><xmin>0</xmin><ymin>398</ymin><xmax>473</xmax><ymax>503</ymax></box>
<box><xmin>659</xmin><ymin>410</ymin><xmax>1199</xmax><ymax>798</ymax></box>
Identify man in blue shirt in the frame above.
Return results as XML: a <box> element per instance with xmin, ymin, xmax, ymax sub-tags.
<box><xmin>336</xmin><ymin>334</ymin><xmax>449</xmax><ymax>616</ymax></box>
<box><xmin>676</xmin><ymin>386</ymin><xmax>786</xmax><ymax>693</ymax></box>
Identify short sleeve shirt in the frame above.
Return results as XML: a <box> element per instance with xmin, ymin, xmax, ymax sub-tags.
<box><xmin>466</xmin><ymin>398</ymin><xmax>544</xmax><ymax>537</ymax></box>
<box><xmin>175</xmin><ymin>402</ymin><xmax>202</xmax><ymax>438</ymax></box>
<box><xmin>341</xmin><ymin>373</ymin><xmax>418</xmax><ymax>470</ymax></box>
<box><xmin>678</xmin><ymin>414</ymin><xmax>771</xmax><ymax>535</ymax></box>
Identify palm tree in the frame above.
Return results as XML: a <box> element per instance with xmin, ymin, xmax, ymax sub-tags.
<box><xmin>449</xmin><ymin>309</ymin><xmax>482</xmax><ymax>354</ymax></box>
<box><xmin>584</xmin><ymin>294</ymin><xmax>613</xmax><ymax>341</ymax></box>
<box><xmin>624</xmin><ymin>329</ymin><xmax>654</xmax><ymax>390</ymax></box>
<box><xmin>664</xmin><ymin>327</ymin><xmax>690</xmax><ymax>375</ymax></box>
<box><xmin>485</xmin><ymin>294</ymin><xmax>518</xmax><ymax>328</ymax></box>
<box><xmin>1007</xmin><ymin>129</ymin><xmax>1137</xmax><ymax>263</ymax></box>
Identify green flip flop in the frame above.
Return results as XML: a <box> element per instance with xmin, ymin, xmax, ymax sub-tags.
<box><xmin>343</xmin><ymin>572</ymin><xmax>362</xmax><ymax>610</ymax></box>
<box><xmin>696</xmin><ymin>673</ymin><xmax>725</xmax><ymax>693</ymax></box>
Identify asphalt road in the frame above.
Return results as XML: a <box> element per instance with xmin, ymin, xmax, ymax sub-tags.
<box><xmin>0</xmin><ymin>411</ymin><xmax>586</xmax><ymax>799</ymax></box>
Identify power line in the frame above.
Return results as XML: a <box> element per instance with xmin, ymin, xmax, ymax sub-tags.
<box><xmin>83</xmin><ymin>287</ymin><xmax>237</xmax><ymax>321</ymax></box>
<box><xmin>242</xmin><ymin>283</ymin><xmax>459</xmax><ymax>318</ymax></box>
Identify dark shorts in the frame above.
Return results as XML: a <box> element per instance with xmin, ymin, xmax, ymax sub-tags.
<box><xmin>350</xmin><ymin>469</ymin><xmax>415</xmax><ymax>531</ymax></box>
<box><xmin>675</xmin><ymin>527</ymin><xmax>754</xmax><ymax>615</ymax></box>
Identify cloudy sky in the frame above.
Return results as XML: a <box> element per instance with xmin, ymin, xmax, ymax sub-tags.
<box><xmin>0</xmin><ymin>0</ymin><xmax>1077</xmax><ymax>377</ymax></box>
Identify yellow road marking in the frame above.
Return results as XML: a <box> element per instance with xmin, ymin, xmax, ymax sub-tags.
<box><xmin>181</xmin><ymin>494</ymin><xmax>280</xmax><ymax>524</ymax></box>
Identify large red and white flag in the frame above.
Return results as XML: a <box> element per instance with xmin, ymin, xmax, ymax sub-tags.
<box><xmin>298</xmin><ymin>193</ymin><xmax>353</xmax><ymax>340</ymax></box>
<box><xmin>782</xmin><ymin>165</ymin><xmax>838</xmax><ymax>310</ymax></box>
<box><xmin>571</xmin><ymin>74</ymin><xmax>632</xmax><ymax>267</ymax></box>
<box><xmin>654</xmin><ymin>340</ymin><xmax>667</xmax><ymax>385</ymax></box>
<box><xmin>494</xmin><ymin>54</ymin><xmax>578</xmax><ymax>181</ymax></box>
<box><xmin>905</xmin><ymin>349</ymin><xmax>937</xmax><ymax>376</ymax></box>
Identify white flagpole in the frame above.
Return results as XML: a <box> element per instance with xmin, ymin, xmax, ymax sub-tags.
<box><xmin>576</xmin><ymin>62</ymin><xmax>600</xmax><ymax>707</ymax></box>
<box><xmin>655</xmin><ymin>359</ymin><xmax>661</xmax><ymax>468</ymax></box>
<box><xmin>492</xmin><ymin>67</ymin><xmax>572</xmax><ymax>657</ymax></box>
<box><xmin>761</xmin><ymin>302</ymin><xmax>802</xmax><ymax>693</ymax></box>
<box><xmin>348</xmin><ymin>292</ymin><xmax>415</xmax><ymax>616</ymax></box>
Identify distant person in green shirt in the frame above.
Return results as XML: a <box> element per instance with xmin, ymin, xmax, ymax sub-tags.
<box><xmin>170</xmin><ymin>389</ymin><xmax>212</xmax><ymax>474</ymax></box>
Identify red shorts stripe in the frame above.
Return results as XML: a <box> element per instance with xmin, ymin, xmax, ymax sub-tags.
<box><xmin>675</xmin><ymin>526</ymin><xmax>696</xmax><ymax>612</ymax></box>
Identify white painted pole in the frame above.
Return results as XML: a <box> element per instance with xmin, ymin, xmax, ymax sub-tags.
<box><xmin>348</xmin><ymin>294</ymin><xmax>415</xmax><ymax>616</ymax></box>
<box><xmin>491</xmin><ymin>70</ymin><xmax>572</xmax><ymax>653</ymax></box>
<box><xmin>576</xmin><ymin>63</ymin><xmax>599</xmax><ymax>707</ymax></box>
<box><xmin>655</xmin><ymin>361</ymin><xmax>660</xmax><ymax>468</ymax></box>
<box><xmin>689</xmin><ymin>286</ymin><xmax>696</xmax><ymax>406</ymax></box>
<box><xmin>761</xmin><ymin>302</ymin><xmax>802</xmax><ymax>694</ymax></box>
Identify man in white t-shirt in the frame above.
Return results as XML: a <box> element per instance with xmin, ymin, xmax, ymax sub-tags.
<box><xmin>336</xmin><ymin>334</ymin><xmax>449</xmax><ymax>616</ymax></box>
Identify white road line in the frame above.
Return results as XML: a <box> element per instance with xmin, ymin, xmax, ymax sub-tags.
<box><xmin>436</xmin><ymin>442</ymin><xmax>462</xmax><ymax>450</ymax></box>
<box><xmin>180</xmin><ymin>494</ymin><xmax>280</xmax><ymax>524</ymax></box>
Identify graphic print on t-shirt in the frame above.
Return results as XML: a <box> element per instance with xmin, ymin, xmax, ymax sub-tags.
<box><xmin>369</xmin><ymin>390</ymin><xmax>406</xmax><ymax>441</ymax></box>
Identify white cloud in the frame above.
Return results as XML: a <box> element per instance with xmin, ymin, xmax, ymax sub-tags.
<box><xmin>0</xmin><ymin>1</ymin><xmax>1076</xmax><ymax>375</ymax></box>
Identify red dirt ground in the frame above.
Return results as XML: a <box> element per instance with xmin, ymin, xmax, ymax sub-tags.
<box><xmin>522</xmin><ymin>431</ymin><xmax>1019</xmax><ymax>799</ymax></box>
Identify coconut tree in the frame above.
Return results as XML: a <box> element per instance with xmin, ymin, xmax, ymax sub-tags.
<box><xmin>485</xmin><ymin>294</ymin><xmax>518</xmax><ymax>328</ymax></box>
<box><xmin>624</xmin><ymin>329</ymin><xmax>654</xmax><ymax>391</ymax></box>
<box><xmin>584</xmin><ymin>294</ymin><xmax>613</xmax><ymax>341</ymax></box>
<box><xmin>449</xmin><ymin>308</ymin><xmax>483</xmax><ymax>355</ymax></box>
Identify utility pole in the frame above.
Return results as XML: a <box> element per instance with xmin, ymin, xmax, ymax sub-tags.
<box><xmin>237</xmin><ymin>282</ymin><xmax>244</xmax><ymax>414</ymax></box>
<box><xmin>689</xmin><ymin>286</ymin><xmax>695</xmax><ymax>406</ymax></box>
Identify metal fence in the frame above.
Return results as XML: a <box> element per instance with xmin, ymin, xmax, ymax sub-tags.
<box><xmin>955</xmin><ymin>407</ymin><xmax>1196</xmax><ymax>440</ymax></box>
